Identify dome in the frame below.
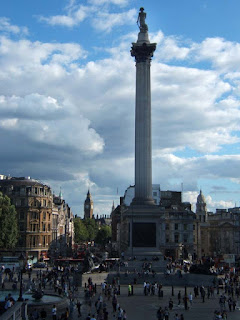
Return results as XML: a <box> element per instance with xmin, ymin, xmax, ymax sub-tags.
<box><xmin>197</xmin><ymin>190</ymin><xmax>206</xmax><ymax>204</ymax></box>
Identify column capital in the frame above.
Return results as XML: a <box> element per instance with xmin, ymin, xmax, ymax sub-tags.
<box><xmin>131</xmin><ymin>42</ymin><xmax>156</xmax><ymax>63</ymax></box>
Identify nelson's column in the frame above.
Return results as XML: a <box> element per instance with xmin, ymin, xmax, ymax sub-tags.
<box><xmin>121</xmin><ymin>8</ymin><xmax>161</xmax><ymax>257</ymax></box>
<box><xmin>131</xmin><ymin>7</ymin><xmax>156</xmax><ymax>206</ymax></box>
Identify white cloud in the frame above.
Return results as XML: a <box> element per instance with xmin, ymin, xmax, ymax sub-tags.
<box><xmin>91</xmin><ymin>8</ymin><xmax>136</xmax><ymax>33</ymax></box>
<box><xmin>1</xmin><ymin>21</ymin><xmax>240</xmax><ymax>214</ymax></box>
<box><xmin>183</xmin><ymin>191</ymin><xmax>235</xmax><ymax>213</ymax></box>
<box><xmin>38</xmin><ymin>1</ymin><xmax>135</xmax><ymax>31</ymax></box>
<box><xmin>0</xmin><ymin>94</ymin><xmax>63</xmax><ymax>119</ymax></box>
<box><xmin>0</xmin><ymin>17</ymin><xmax>28</xmax><ymax>35</ymax></box>
<box><xmin>155</xmin><ymin>35</ymin><xmax>191</xmax><ymax>62</ymax></box>
<box><xmin>88</xmin><ymin>0</ymin><xmax>129</xmax><ymax>6</ymax></box>
<box><xmin>196</xmin><ymin>37</ymin><xmax>240</xmax><ymax>72</ymax></box>
<box><xmin>0</xmin><ymin>94</ymin><xmax>104</xmax><ymax>155</ymax></box>
<box><xmin>205</xmin><ymin>195</ymin><xmax>235</xmax><ymax>212</ymax></box>
<box><xmin>39</xmin><ymin>5</ymin><xmax>88</xmax><ymax>27</ymax></box>
<box><xmin>0</xmin><ymin>36</ymin><xmax>87</xmax><ymax>72</ymax></box>
<box><xmin>0</xmin><ymin>118</ymin><xmax>18</xmax><ymax>128</ymax></box>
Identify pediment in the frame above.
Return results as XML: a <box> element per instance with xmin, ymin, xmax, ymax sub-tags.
<box><xmin>218</xmin><ymin>221</ymin><xmax>234</xmax><ymax>228</ymax></box>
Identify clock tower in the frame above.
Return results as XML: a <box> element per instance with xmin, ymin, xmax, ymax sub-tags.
<box><xmin>84</xmin><ymin>190</ymin><xmax>93</xmax><ymax>219</ymax></box>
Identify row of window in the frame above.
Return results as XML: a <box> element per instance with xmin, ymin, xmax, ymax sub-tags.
<box><xmin>19</xmin><ymin>211</ymin><xmax>51</xmax><ymax>220</ymax></box>
<box><xmin>14</xmin><ymin>198</ymin><xmax>52</xmax><ymax>208</ymax></box>
<box><xmin>19</xmin><ymin>222</ymin><xmax>51</xmax><ymax>232</ymax></box>
<box><xmin>166</xmin><ymin>234</ymin><xmax>189</xmax><ymax>243</ymax></box>
<box><xmin>7</xmin><ymin>186</ymin><xmax>51</xmax><ymax>196</ymax></box>
<box><xmin>166</xmin><ymin>223</ymin><xmax>192</xmax><ymax>231</ymax></box>
<box><xmin>28</xmin><ymin>235</ymin><xmax>51</xmax><ymax>247</ymax></box>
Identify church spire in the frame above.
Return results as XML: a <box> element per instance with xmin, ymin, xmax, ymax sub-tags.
<box><xmin>112</xmin><ymin>201</ymin><xmax>115</xmax><ymax>213</ymax></box>
<box><xmin>59</xmin><ymin>187</ymin><xmax>63</xmax><ymax>200</ymax></box>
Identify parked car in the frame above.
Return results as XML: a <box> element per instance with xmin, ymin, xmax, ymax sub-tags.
<box><xmin>33</xmin><ymin>262</ymin><xmax>46</xmax><ymax>268</ymax></box>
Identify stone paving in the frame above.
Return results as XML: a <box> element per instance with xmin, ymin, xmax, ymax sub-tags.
<box><xmin>2</xmin><ymin>270</ymin><xmax>240</xmax><ymax>319</ymax></box>
<box><xmin>71</xmin><ymin>284</ymin><xmax>240</xmax><ymax>320</ymax></box>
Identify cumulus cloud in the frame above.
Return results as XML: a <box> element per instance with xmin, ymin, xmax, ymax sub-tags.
<box><xmin>183</xmin><ymin>191</ymin><xmax>235</xmax><ymax>213</ymax></box>
<box><xmin>39</xmin><ymin>0</ymin><xmax>135</xmax><ymax>31</ymax></box>
<box><xmin>196</xmin><ymin>37</ymin><xmax>240</xmax><ymax>72</ymax></box>
<box><xmin>154</xmin><ymin>34</ymin><xmax>191</xmax><ymax>62</ymax></box>
<box><xmin>1</xmin><ymin>15</ymin><xmax>240</xmax><ymax>214</ymax></box>
<box><xmin>0</xmin><ymin>17</ymin><xmax>28</xmax><ymax>35</ymax></box>
<box><xmin>0</xmin><ymin>94</ymin><xmax>64</xmax><ymax>120</ymax></box>
<box><xmin>39</xmin><ymin>5</ymin><xmax>89</xmax><ymax>27</ymax></box>
<box><xmin>91</xmin><ymin>8</ymin><xmax>136</xmax><ymax>33</ymax></box>
<box><xmin>88</xmin><ymin>0</ymin><xmax>129</xmax><ymax>6</ymax></box>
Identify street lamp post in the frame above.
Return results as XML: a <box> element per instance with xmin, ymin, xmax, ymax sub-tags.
<box><xmin>18</xmin><ymin>253</ymin><xmax>25</xmax><ymax>302</ymax></box>
<box><xmin>39</xmin><ymin>269</ymin><xmax>42</xmax><ymax>289</ymax></box>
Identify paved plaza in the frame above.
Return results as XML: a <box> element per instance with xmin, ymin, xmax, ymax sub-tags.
<box><xmin>73</xmin><ymin>284</ymin><xmax>240</xmax><ymax>320</ymax></box>
<box><xmin>2</xmin><ymin>270</ymin><xmax>240</xmax><ymax>319</ymax></box>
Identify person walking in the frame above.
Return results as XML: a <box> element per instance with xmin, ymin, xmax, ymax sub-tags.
<box><xmin>52</xmin><ymin>305</ymin><xmax>57</xmax><ymax>320</ymax></box>
<box><xmin>189</xmin><ymin>292</ymin><xmax>193</xmax><ymax>306</ymax></box>
<box><xmin>112</xmin><ymin>294</ymin><xmax>117</xmax><ymax>313</ymax></box>
<box><xmin>201</xmin><ymin>288</ymin><xmax>206</xmax><ymax>303</ymax></box>
<box><xmin>33</xmin><ymin>309</ymin><xmax>39</xmax><ymax>320</ymax></box>
<box><xmin>183</xmin><ymin>295</ymin><xmax>188</xmax><ymax>310</ymax></box>
<box><xmin>64</xmin><ymin>307</ymin><xmax>69</xmax><ymax>320</ymax></box>
<box><xmin>40</xmin><ymin>308</ymin><xmax>47</xmax><ymax>320</ymax></box>
<box><xmin>128</xmin><ymin>284</ymin><xmax>132</xmax><ymax>296</ymax></box>
<box><xmin>77</xmin><ymin>300</ymin><xmax>82</xmax><ymax>317</ymax></box>
<box><xmin>178</xmin><ymin>291</ymin><xmax>181</xmax><ymax>305</ymax></box>
<box><xmin>164</xmin><ymin>307</ymin><xmax>169</xmax><ymax>320</ymax></box>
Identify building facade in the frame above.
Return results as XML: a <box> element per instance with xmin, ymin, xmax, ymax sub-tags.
<box><xmin>112</xmin><ymin>188</ymin><xmax>195</xmax><ymax>260</ymax></box>
<box><xmin>50</xmin><ymin>192</ymin><xmax>74</xmax><ymax>258</ymax></box>
<box><xmin>0</xmin><ymin>175</ymin><xmax>74</xmax><ymax>263</ymax></box>
<box><xmin>194</xmin><ymin>190</ymin><xmax>240</xmax><ymax>259</ymax></box>
<box><xmin>0</xmin><ymin>176</ymin><xmax>52</xmax><ymax>263</ymax></box>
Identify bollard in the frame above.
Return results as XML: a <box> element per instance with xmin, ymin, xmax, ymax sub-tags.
<box><xmin>172</xmin><ymin>286</ymin><xmax>174</xmax><ymax>296</ymax></box>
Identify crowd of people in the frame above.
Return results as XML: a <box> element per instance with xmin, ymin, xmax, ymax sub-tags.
<box><xmin>2</xmin><ymin>257</ymin><xmax>240</xmax><ymax>319</ymax></box>
<box><xmin>83</xmin><ymin>277</ymin><xmax>127</xmax><ymax>320</ymax></box>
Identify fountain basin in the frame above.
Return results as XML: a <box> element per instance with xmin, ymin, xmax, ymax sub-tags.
<box><xmin>0</xmin><ymin>292</ymin><xmax>62</xmax><ymax>303</ymax></box>
<box><xmin>0</xmin><ymin>291</ymin><xmax>69</xmax><ymax>317</ymax></box>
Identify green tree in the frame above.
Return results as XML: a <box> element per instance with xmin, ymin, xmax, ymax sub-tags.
<box><xmin>95</xmin><ymin>225</ymin><xmax>112</xmax><ymax>247</ymax></box>
<box><xmin>0</xmin><ymin>192</ymin><xmax>18</xmax><ymax>248</ymax></box>
<box><xmin>83</xmin><ymin>218</ymin><xmax>98</xmax><ymax>241</ymax></box>
<box><xmin>74</xmin><ymin>218</ymin><xmax>89</xmax><ymax>243</ymax></box>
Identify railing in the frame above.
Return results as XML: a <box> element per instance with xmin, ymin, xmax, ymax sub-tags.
<box><xmin>1</xmin><ymin>302</ymin><xmax>28</xmax><ymax>320</ymax></box>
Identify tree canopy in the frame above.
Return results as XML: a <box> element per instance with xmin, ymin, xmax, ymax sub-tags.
<box><xmin>95</xmin><ymin>225</ymin><xmax>112</xmax><ymax>247</ymax></box>
<box><xmin>0</xmin><ymin>192</ymin><xmax>18</xmax><ymax>248</ymax></box>
<box><xmin>74</xmin><ymin>217</ymin><xmax>111</xmax><ymax>245</ymax></box>
<box><xmin>74</xmin><ymin>218</ymin><xmax>89</xmax><ymax>243</ymax></box>
<box><xmin>74</xmin><ymin>217</ymin><xmax>98</xmax><ymax>242</ymax></box>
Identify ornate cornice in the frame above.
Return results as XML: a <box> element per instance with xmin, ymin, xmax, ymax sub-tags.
<box><xmin>131</xmin><ymin>42</ymin><xmax>156</xmax><ymax>63</ymax></box>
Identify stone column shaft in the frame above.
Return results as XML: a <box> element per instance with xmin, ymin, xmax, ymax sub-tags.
<box><xmin>135</xmin><ymin>59</ymin><xmax>152</xmax><ymax>202</ymax></box>
<box><xmin>131</xmin><ymin>41</ymin><xmax>156</xmax><ymax>205</ymax></box>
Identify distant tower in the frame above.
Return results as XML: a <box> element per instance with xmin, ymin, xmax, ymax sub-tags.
<box><xmin>111</xmin><ymin>201</ymin><xmax>115</xmax><ymax>213</ymax></box>
<box><xmin>84</xmin><ymin>190</ymin><xmax>93</xmax><ymax>219</ymax></box>
<box><xmin>59</xmin><ymin>187</ymin><xmax>63</xmax><ymax>200</ymax></box>
<box><xmin>196</xmin><ymin>190</ymin><xmax>208</xmax><ymax>222</ymax></box>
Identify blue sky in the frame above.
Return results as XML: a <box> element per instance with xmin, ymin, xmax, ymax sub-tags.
<box><xmin>1</xmin><ymin>0</ymin><xmax>240</xmax><ymax>216</ymax></box>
